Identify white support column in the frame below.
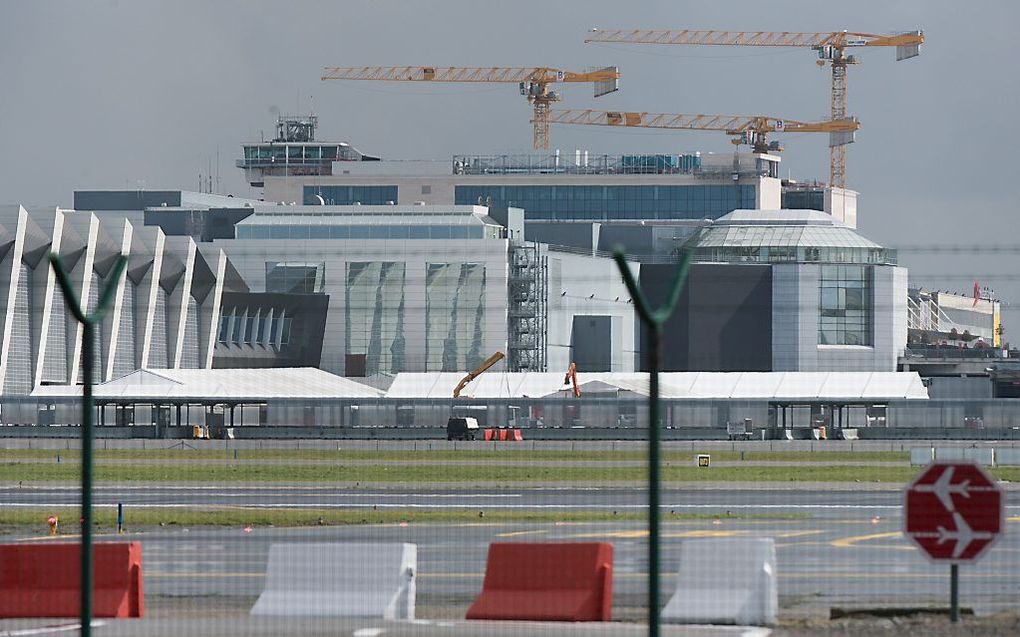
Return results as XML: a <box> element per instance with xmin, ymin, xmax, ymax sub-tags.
<box><xmin>103</xmin><ymin>219</ymin><xmax>133</xmax><ymax>381</ymax></box>
<box><xmin>69</xmin><ymin>214</ymin><xmax>101</xmax><ymax>385</ymax></box>
<box><xmin>167</xmin><ymin>239</ymin><xmax>197</xmax><ymax>369</ymax></box>
<box><xmin>200</xmin><ymin>248</ymin><xmax>227</xmax><ymax>368</ymax></box>
<box><xmin>33</xmin><ymin>209</ymin><xmax>66</xmax><ymax>388</ymax></box>
<box><xmin>138</xmin><ymin>230</ymin><xmax>166</xmax><ymax>369</ymax></box>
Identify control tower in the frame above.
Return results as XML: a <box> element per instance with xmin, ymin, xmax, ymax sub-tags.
<box><xmin>238</xmin><ymin>115</ymin><xmax>379</xmax><ymax>188</ymax></box>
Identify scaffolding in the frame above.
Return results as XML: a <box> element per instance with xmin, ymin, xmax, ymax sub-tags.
<box><xmin>507</xmin><ymin>243</ymin><xmax>548</xmax><ymax>372</ymax></box>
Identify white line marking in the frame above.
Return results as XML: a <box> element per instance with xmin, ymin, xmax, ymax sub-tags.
<box><xmin>0</xmin><ymin>502</ymin><xmax>908</xmax><ymax>510</ymax></box>
<box><xmin>0</xmin><ymin>490</ymin><xmax>521</xmax><ymax>498</ymax></box>
<box><xmin>352</xmin><ymin>629</ymin><xmax>384</xmax><ymax>637</ymax></box>
<box><xmin>0</xmin><ymin>621</ymin><xmax>105</xmax><ymax>636</ymax></box>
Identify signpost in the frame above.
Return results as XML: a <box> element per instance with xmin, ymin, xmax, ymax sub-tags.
<box><xmin>904</xmin><ymin>461</ymin><xmax>1004</xmax><ymax>622</ymax></box>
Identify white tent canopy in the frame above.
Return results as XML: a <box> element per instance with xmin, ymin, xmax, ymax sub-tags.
<box><xmin>31</xmin><ymin>368</ymin><xmax>384</xmax><ymax>400</ymax></box>
<box><xmin>384</xmin><ymin>372</ymin><xmax>928</xmax><ymax>401</ymax></box>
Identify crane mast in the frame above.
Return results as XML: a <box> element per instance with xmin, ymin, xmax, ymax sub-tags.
<box><xmin>585</xmin><ymin>29</ymin><xmax>923</xmax><ymax>187</ymax></box>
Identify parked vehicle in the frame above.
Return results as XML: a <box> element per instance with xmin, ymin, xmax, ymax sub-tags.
<box><xmin>447</xmin><ymin>417</ymin><xmax>480</xmax><ymax>441</ymax></box>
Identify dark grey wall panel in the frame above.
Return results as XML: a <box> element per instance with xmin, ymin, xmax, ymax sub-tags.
<box><xmin>74</xmin><ymin>191</ymin><xmax>182</xmax><ymax>211</ymax></box>
<box><xmin>639</xmin><ymin>263</ymin><xmax>772</xmax><ymax>371</ymax></box>
<box><xmin>572</xmin><ymin>315</ymin><xmax>612</xmax><ymax>372</ymax></box>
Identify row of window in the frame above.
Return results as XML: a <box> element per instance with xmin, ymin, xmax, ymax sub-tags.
<box><xmin>457</xmin><ymin>184</ymin><xmax>753</xmax><ymax>202</ymax></box>
<box><xmin>236</xmin><ymin>225</ymin><xmax>495</xmax><ymax>240</ymax></box>
<box><xmin>694</xmin><ymin>247</ymin><xmax>892</xmax><ymax>265</ymax></box>
<box><xmin>455</xmin><ymin>185</ymin><xmax>755</xmax><ymax>220</ymax></box>
<box><xmin>243</xmin><ymin>145</ymin><xmax>341</xmax><ymax>162</ymax></box>
<box><xmin>217</xmin><ymin>310</ymin><xmax>293</xmax><ymax>347</ymax></box>
<box><xmin>303</xmin><ymin>186</ymin><xmax>398</xmax><ymax>205</ymax></box>
<box><xmin>782</xmin><ymin>191</ymin><xmax>825</xmax><ymax>210</ymax></box>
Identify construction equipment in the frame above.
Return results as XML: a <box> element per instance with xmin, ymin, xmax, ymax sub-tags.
<box><xmin>320</xmin><ymin>66</ymin><xmax>620</xmax><ymax>150</ymax></box>
<box><xmin>584</xmin><ymin>29</ymin><xmax>924</xmax><ymax>187</ymax></box>
<box><xmin>564</xmin><ymin>362</ymin><xmax>581</xmax><ymax>398</ymax></box>
<box><xmin>453</xmin><ymin>351</ymin><xmax>506</xmax><ymax>398</ymax></box>
<box><xmin>547</xmin><ymin>109</ymin><xmax>859</xmax><ymax>154</ymax></box>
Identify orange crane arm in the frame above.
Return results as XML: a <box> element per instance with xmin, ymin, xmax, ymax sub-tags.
<box><xmin>564</xmin><ymin>362</ymin><xmax>580</xmax><ymax>398</ymax></box>
<box><xmin>321</xmin><ymin>66</ymin><xmax>619</xmax><ymax>84</ymax></box>
<box><xmin>546</xmin><ymin>109</ymin><xmax>859</xmax><ymax>135</ymax></box>
<box><xmin>453</xmin><ymin>351</ymin><xmax>505</xmax><ymax>398</ymax></box>
<box><xmin>585</xmin><ymin>29</ymin><xmax>924</xmax><ymax>50</ymax></box>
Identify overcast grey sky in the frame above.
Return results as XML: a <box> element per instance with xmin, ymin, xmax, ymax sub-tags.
<box><xmin>2</xmin><ymin>1</ymin><xmax>1019</xmax><ymax>331</ymax></box>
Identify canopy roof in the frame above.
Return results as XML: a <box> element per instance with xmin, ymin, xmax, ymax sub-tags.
<box><xmin>31</xmin><ymin>368</ymin><xmax>383</xmax><ymax>401</ymax></box>
<box><xmin>384</xmin><ymin>372</ymin><xmax>928</xmax><ymax>401</ymax></box>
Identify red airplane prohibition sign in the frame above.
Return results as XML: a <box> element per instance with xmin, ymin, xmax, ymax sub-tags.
<box><xmin>904</xmin><ymin>461</ymin><xmax>1004</xmax><ymax>562</ymax></box>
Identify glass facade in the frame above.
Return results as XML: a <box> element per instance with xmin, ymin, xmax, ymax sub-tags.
<box><xmin>243</xmin><ymin>145</ymin><xmax>340</xmax><ymax>162</ymax></box>
<box><xmin>454</xmin><ymin>184</ymin><xmax>756</xmax><ymax>220</ymax></box>
<box><xmin>690</xmin><ymin>225</ymin><xmax>896</xmax><ymax>265</ymax></box>
<box><xmin>303</xmin><ymin>185</ymin><xmax>397</xmax><ymax>205</ymax></box>
<box><xmin>42</xmin><ymin>288</ymin><xmax>68</xmax><ymax>384</ymax></box>
<box><xmin>181</xmin><ymin>299</ymin><xmax>201</xmax><ymax>368</ymax></box>
<box><xmin>218</xmin><ymin>309</ymin><xmax>292</xmax><ymax>348</ymax></box>
<box><xmin>346</xmin><ymin>262</ymin><xmax>406</xmax><ymax>375</ymax></box>
<box><xmin>266</xmin><ymin>262</ymin><xmax>326</xmax><ymax>294</ymax></box>
<box><xmin>237</xmin><ymin>224</ymin><xmax>489</xmax><ymax>240</ymax></box>
<box><xmin>426</xmin><ymin>263</ymin><xmax>486</xmax><ymax>372</ymax></box>
<box><xmin>819</xmin><ymin>265</ymin><xmax>873</xmax><ymax>346</ymax></box>
<box><xmin>112</xmin><ymin>282</ymin><xmax>137</xmax><ymax>378</ymax></box>
<box><xmin>5</xmin><ymin>264</ymin><xmax>32</xmax><ymax>394</ymax></box>
<box><xmin>782</xmin><ymin>189</ymin><xmax>825</xmax><ymax>211</ymax></box>
<box><xmin>150</xmin><ymin>287</ymin><xmax>168</xmax><ymax>368</ymax></box>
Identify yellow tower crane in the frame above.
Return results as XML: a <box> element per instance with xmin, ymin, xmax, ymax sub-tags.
<box><xmin>546</xmin><ymin>109</ymin><xmax>860</xmax><ymax>154</ymax></box>
<box><xmin>584</xmin><ymin>29</ymin><xmax>924</xmax><ymax>187</ymax></box>
<box><xmin>321</xmin><ymin>66</ymin><xmax>620</xmax><ymax>150</ymax></box>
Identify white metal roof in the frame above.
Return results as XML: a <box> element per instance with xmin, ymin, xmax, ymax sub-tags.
<box><xmin>31</xmin><ymin>368</ymin><xmax>384</xmax><ymax>400</ymax></box>
<box><xmin>384</xmin><ymin>372</ymin><xmax>928</xmax><ymax>401</ymax></box>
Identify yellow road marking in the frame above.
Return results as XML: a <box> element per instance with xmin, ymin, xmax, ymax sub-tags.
<box><xmin>830</xmin><ymin>531</ymin><xmax>902</xmax><ymax>548</ymax></box>
<box><xmin>495</xmin><ymin>530</ymin><xmax>549</xmax><ymax>538</ymax></box>
<box><xmin>566</xmin><ymin>529</ymin><xmax>824</xmax><ymax>540</ymax></box>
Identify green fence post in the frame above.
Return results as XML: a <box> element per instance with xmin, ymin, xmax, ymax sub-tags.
<box><xmin>49</xmin><ymin>254</ymin><xmax>127</xmax><ymax>637</ymax></box>
<box><xmin>613</xmin><ymin>249</ymin><xmax>692</xmax><ymax>637</ymax></box>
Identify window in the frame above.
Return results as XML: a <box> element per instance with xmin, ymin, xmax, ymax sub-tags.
<box><xmin>265</xmin><ymin>262</ymin><xmax>325</xmax><ymax>294</ymax></box>
<box><xmin>280</xmin><ymin>317</ymin><xmax>293</xmax><ymax>346</ymax></box>
<box><xmin>218</xmin><ymin>313</ymin><xmax>231</xmax><ymax>344</ymax></box>
<box><xmin>302</xmin><ymin>185</ymin><xmax>397</xmax><ymax>205</ymax></box>
<box><xmin>819</xmin><ymin>265</ymin><xmax>873</xmax><ymax>346</ymax></box>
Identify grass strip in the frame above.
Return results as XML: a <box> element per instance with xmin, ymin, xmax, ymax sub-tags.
<box><xmin>0</xmin><ymin>506</ymin><xmax>810</xmax><ymax>530</ymax></box>
<box><xmin>3</xmin><ymin>461</ymin><xmax>1015</xmax><ymax>483</ymax></box>
<box><xmin>0</xmin><ymin>449</ymin><xmax>910</xmax><ymax>463</ymax></box>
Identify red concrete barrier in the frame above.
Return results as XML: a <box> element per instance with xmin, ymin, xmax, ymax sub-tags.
<box><xmin>511</xmin><ymin>429</ymin><xmax>523</xmax><ymax>442</ymax></box>
<box><xmin>484</xmin><ymin>429</ymin><xmax>495</xmax><ymax>441</ymax></box>
<box><xmin>0</xmin><ymin>542</ymin><xmax>144</xmax><ymax>618</ymax></box>
<box><xmin>498</xmin><ymin>429</ymin><xmax>509</xmax><ymax>442</ymax></box>
<box><xmin>466</xmin><ymin>542</ymin><xmax>613</xmax><ymax>621</ymax></box>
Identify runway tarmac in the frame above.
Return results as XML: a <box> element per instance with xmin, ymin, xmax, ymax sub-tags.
<box><xmin>4</xmin><ymin>480</ymin><xmax>1020</xmax><ymax>634</ymax></box>
<box><xmin>6</xmin><ymin>511</ymin><xmax>1020</xmax><ymax>616</ymax></box>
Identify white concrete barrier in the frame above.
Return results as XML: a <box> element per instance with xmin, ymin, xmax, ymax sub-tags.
<box><xmin>935</xmin><ymin>447</ymin><xmax>995</xmax><ymax>466</ymax></box>
<box><xmin>995</xmin><ymin>448</ymin><xmax>1020</xmax><ymax>466</ymax></box>
<box><xmin>661</xmin><ymin>538</ymin><xmax>777</xmax><ymax>626</ymax></box>
<box><xmin>250</xmin><ymin>543</ymin><xmax>416</xmax><ymax>619</ymax></box>
<box><xmin>910</xmin><ymin>447</ymin><xmax>934</xmax><ymax>466</ymax></box>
